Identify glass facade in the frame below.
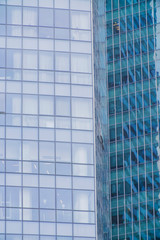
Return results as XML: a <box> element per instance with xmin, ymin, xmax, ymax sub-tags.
<box><xmin>106</xmin><ymin>0</ymin><xmax>160</xmax><ymax>239</ymax></box>
<box><xmin>0</xmin><ymin>0</ymin><xmax>96</xmax><ymax>239</ymax></box>
<box><xmin>93</xmin><ymin>0</ymin><xmax>110</xmax><ymax>240</ymax></box>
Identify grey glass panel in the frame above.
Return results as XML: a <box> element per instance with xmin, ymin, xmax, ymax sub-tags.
<box><xmin>55</xmin><ymin>10</ymin><xmax>69</xmax><ymax>28</ymax></box>
<box><xmin>7</xmin><ymin>6</ymin><xmax>22</xmax><ymax>25</ymax></box>
<box><xmin>6</xmin><ymin>187</ymin><xmax>21</xmax><ymax>207</ymax></box>
<box><xmin>40</xmin><ymin>188</ymin><xmax>55</xmax><ymax>209</ymax></box>
<box><xmin>39</xmin><ymin>8</ymin><xmax>53</xmax><ymax>27</ymax></box>
<box><xmin>56</xmin><ymin>189</ymin><xmax>72</xmax><ymax>210</ymax></box>
<box><xmin>23</xmin><ymin>188</ymin><xmax>38</xmax><ymax>208</ymax></box>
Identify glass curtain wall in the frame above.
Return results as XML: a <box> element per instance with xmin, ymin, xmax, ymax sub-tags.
<box><xmin>0</xmin><ymin>0</ymin><xmax>96</xmax><ymax>240</ymax></box>
<box><xmin>93</xmin><ymin>0</ymin><xmax>111</xmax><ymax>239</ymax></box>
<box><xmin>107</xmin><ymin>0</ymin><xmax>160</xmax><ymax>239</ymax></box>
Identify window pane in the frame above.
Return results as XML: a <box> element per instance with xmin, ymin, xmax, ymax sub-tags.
<box><xmin>39</xmin><ymin>8</ymin><xmax>53</xmax><ymax>27</ymax></box>
<box><xmin>23</xmin><ymin>8</ymin><xmax>37</xmax><ymax>25</ymax></box>
<box><xmin>72</xmin><ymin>98</ymin><xmax>92</xmax><ymax>118</ymax></box>
<box><xmin>40</xmin><ymin>188</ymin><xmax>55</xmax><ymax>209</ymax></box>
<box><xmin>55</xmin><ymin>0</ymin><xmax>69</xmax><ymax>8</ymax></box>
<box><xmin>6</xmin><ymin>187</ymin><xmax>21</xmax><ymax>207</ymax></box>
<box><xmin>7</xmin><ymin>6</ymin><xmax>22</xmax><ymax>25</ymax></box>
<box><xmin>55</xmin><ymin>53</ymin><xmax>70</xmax><ymax>71</ymax></box>
<box><xmin>71</xmin><ymin>0</ymin><xmax>90</xmax><ymax>10</ymax></box>
<box><xmin>73</xmin><ymin>190</ymin><xmax>94</xmax><ymax>211</ymax></box>
<box><xmin>23</xmin><ymin>141</ymin><xmax>38</xmax><ymax>161</ymax></box>
<box><xmin>7</xmin><ymin>49</ymin><xmax>21</xmax><ymax>68</ymax></box>
<box><xmin>0</xmin><ymin>6</ymin><xmax>5</xmax><ymax>24</ymax></box>
<box><xmin>39</xmin><ymin>96</ymin><xmax>54</xmax><ymax>115</ymax></box>
<box><xmin>39</xmin><ymin>142</ymin><xmax>54</xmax><ymax>162</ymax></box>
<box><xmin>71</xmin><ymin>54</ymin><xmax>91</xmax><ymax>73</ymax></box>
<box><xmin>23</xmin><ymin>95</ymin><xmax>38</xmax><ymax>114</ymax></box>
<box><xmin>6</xmin><ymin>140</ymin><xmax>21</xmax><ymax>160</ymax></box>
<box><xmin>23</xmin><ymin>188</ymin><xmax>38</xmax><ymax>208</ymax></box>
<box><xmin>56</xmin><ymin>97</ymin><xmax>70</xmax><ymax>116</ymax></box>
<box><xmin>71</xmin><ymin>11</ymin><xmax>90</xmax><ymax>29</ymax></box>
<box><xmin>39</xmin><ymin>0</ymin><xmax>53</xmax><ymax>7</ymax></box>
<box><xmin>39</xmin><ymin>51</ymin><xmax>54</xmax><ymax>70</ymax></box>
<box><xmin>56</xmin><ymin>190</ymin><xmax>72</xmax><ymax>209</ymax></box>
<box><xmin>56</xmin><ymin>143</ymin><xmax>71</xmax><ymax>163</ymax></box>
<box><xmin>23</xmin><ymin>51</ymin><xmax>37</xmax><ymax>69</ymax></box>
<box><xmin>55</xmin><ymin>10</ymin><xmax>69</xmax><ymax>28</ymax></box>
<box><xmin>72</xmin><ymin>144</ymin><xmax>93</xmax><ymax>164</ymax></box>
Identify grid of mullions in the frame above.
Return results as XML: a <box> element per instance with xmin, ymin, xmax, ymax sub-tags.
<box><xmin>107</xmin><ymin>0</ymin><xmax>160</xmax><ymax>239</ymax></box>
<box><xmin>0</xmin><ymin>0</ymin><xmax>96</xmax><ymax>239</ymax></box>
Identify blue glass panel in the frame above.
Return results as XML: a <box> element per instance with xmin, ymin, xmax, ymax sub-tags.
<box><xmin>130</xmin><ymin>121</ymin><xmax>137</xmax><ymax>137</ymax></box>
<box><xmin>107</xmin><ymin>47</ymin><xmax>113</xmax><ymax>62</ymax></box>
<box><xmin>139</xmin><ymin>175</ymin><xmax>145</xmax><ymax>192</ymax></box>
<box><xmin>145</xmin><ymin>146</ymin><xmax>151</xmax><ymax>162</ymax></box>
<box><xmin>146</xmin><ymin>173</ymin><xmax>152</xmax><ymax>191</ymax></box>
<box><xmin>120</xmin><ymin>17</ymin><xmax>126</xmax><ymax>33</ymax></box>
<box><xmin>108</xmin><ymin>72</ymin><xmax>114</xmax><ymax>88</ymax></box>
<box><xmin>131</xmin><ymin>150</ymin><xmax>137</xmax><ymax>165</ymax></box>
<box><xmin>134</xmin><ymin>39</ymin><xmax>140</xmax><ymax>55</ymax></box>
<box><xmin>123</xmin><ymin>123</ymin><xmax>129</xmax><ymax>139</ymax></box>
<box><xmin>145</xmin><ymin>118</ymin><xmax>151</xmax><ymax>134</ymax></box>
<box><xmin>116</xmin><ymin>97</ymin><xmax>121</xmax><ymax>113</ymax></box>
<box><xmin>106</xmin><ymin>0</ymin><xmax>111</xmax><ymax>11</ymax></box>
<box><xmin>133</xmin><ymin>205</ymin><xmax>139</xmax><ymax>221</ymax></box>
<box><xmin>126</xmin><ymin>205</ymin><xmax>131</xmax><ymax>223</ymax></box>
<box><xmin>129</xmin><ymin>68</ymin><xmax>135</xmax><ymax>83</ymax></box>
<box><xmin>115</xmin><ymin>71</ymin><xmax>121</xmax><ymax>86</ymax></box>
<box><xmin>123</xmin><ymin>96</ymin><xmax>128</xmax><ymax>112</ymax></box>
<box><xmin>122</xmin><ymin>69</ymin><xmax>127</xmax><ymax>84</ymax></box>
<box><xmin>114</xmin><ymin>46</ymin><xmax>120</xmax><ymax>60</ymax></box>
<box><xmin>125</xmin><ymin>178</ymin><xmax>131</xmax><ymax>195</ymax></box>
<box><xmin>128</xmin><ymin>41</ymin><xmax>133</xmax><ymax>57</ymax></box>
<box><xmin>124</xmin><ymin>151</ymin><xmax>130</xmax><ymax>167</ymax></box>
<box><xmin>117</xmin><ymin>152</ymin><xmax>123</xmax><ymax>168</ymax></box>
<box><xmin>110</xmin><ymin>153</ymin><xmax>116</xmax><ymax>169</ymax></box>
<box><xmin>134</xmin><ymin>14</ymin><xmax>139</xmax><ymax>29</ymax></box>
<box><xmin>138</xmin><ymin>148</ymin><xmax>144</xmax><ymax>163</ymax></box>
<box><xmin>112</xmin><ymin>208</ymin><xmax>117</xmax><ymax>225</ymax></box>
<box><xmin>141</xmin><ymin>38</ymin><xmax>147</xmax><ymax>53</ymax></box>
<box><xmin>111</xmin><ymin>181</ymin><xmax>117</xmax><ymax>197</ymax></box>
<box><xmin>135</xmin><ymin>65</ymin><xmax>141</xmax><ymax>81</ymax></box>
<box><xmin>137</xmin><ymin>120</ymin><xmax>143</xmax><ymax>136</ymax></box>
<box><xmin>119</xmin><ymin>0</ymin><xmax>125</xmax><ymax>7</ymax></box>
<box><xmin>109</xmin><ymin>100</ymin><xmax>115</xmax><ymax>115</ymax></box>
<box><xmin>137</xmin><ymin>92</ymin><xmax>143</xmax><ymax>108</ymax></box>
<box><xmin>113</xmin><ymin>19</ymin><xmax>119</xmax><ymax>35</ymax></box>
<box><xmin>140</xmin><ymin>12</ymin><xmax>146</xmax><ymax>27</ymax></box>
<box><xmin>127</xmin><ymin>15</ymin><xmax>132</xmax><ymax>31</ymax></box>
<box><xmin>149</xmin><ymin>63</ymin><xmax>155</xmax><ymax>78</ymax></box>
<box><xmin>143</xmin><ymin>91</ymin><xmax>150</xmax><ymax>107</ymax></box>
<box><xmin>132</xmin><ymin>176</ymin><xmax>138</xmax><ymax>193</ymax></box>
<box><xmin>110</xmin><ymin>127</ymin><xmax>115</xmax><ymax>142</ymax></box>
<box><xmin>155</xmin><ymin>200</ymin><xmax>160</xmax><ymax>217</ymax></box>
<box><xmin>107</xmin><ymin>21</ymin><xmax>112</xmax><ymax>36</ymax></box>
<box><xmin>147</xmin><ymin>10</ymin><xmax>153</xmax><ymax>25</ymax></box>
<box><xmin>119</xmin><ymin>207</ymin><xmax>125</xmax><ymax>224</ymax></box>
<box><xmin>121</xmin><ymin>43</ymin><xmax>127</xmax><ymax>58</ymax></box>
<box><xmin>148</xmin><ymin>37</ymin><xmax>154</xmax><ymax>52</ymax></box>
<box><xmin>117</xmin><ymin>125</ymin><xmax>122</xmax><ymax>141</ymax></box>
<box><xmin>130</xmin><ymin>94</ymin><xmax>136</xmax><ymax>110</ymax></box>
<box><xmin>118</xmin><ymin>181</ymin><xmax>124</xmax><ymax>196</ymax></box>
<box><xmin>153</xmin><ymin>144</ymin><xmax>159</xmax><ymax>161</ymax></box>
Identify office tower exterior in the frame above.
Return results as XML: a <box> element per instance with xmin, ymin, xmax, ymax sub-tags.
<box><xmin>0</xmin><ymin>0</ymin><xmax>96</xmax><ymax>240</ymax></box>
<box><xmin>107</xmin><ymin>0</ymin><xmax>160</xmax><ymax>239</ymax></box>
<box><xmin>93</xmin><ymin>0</ymin><xmax>110</xmax><ymax>240</ymax></box>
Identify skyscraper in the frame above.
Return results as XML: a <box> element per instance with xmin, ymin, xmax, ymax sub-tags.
<box><xmin>105</xmin><ymin>0</ymin><xmax>160</xmax><ymax>239</ymax></box>
<box><xmin>0</xmin><ymin>0</ymin><xmax>96</xmax><ymax>239</ymax></box>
